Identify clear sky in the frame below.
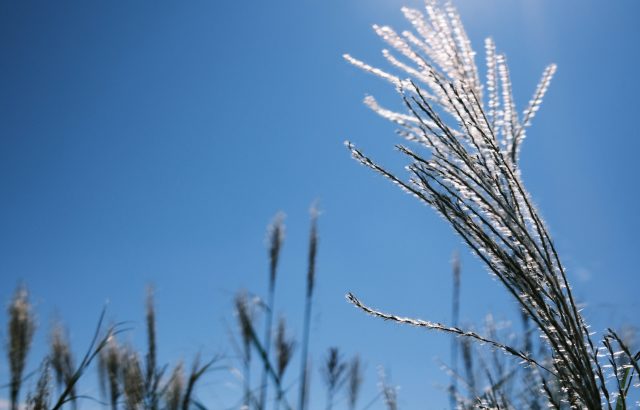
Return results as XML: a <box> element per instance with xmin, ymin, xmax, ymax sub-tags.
<box><xmin>1</xmin><ymin>0</ymin><xmax>639</xmax><ymax>408</ymax></box>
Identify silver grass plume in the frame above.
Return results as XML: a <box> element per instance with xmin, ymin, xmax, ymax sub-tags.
<box><xmin>50</xmin><ymin>322</ymin><xmax>76</xmax><ymax>409</ymax></box>
<box><xmin>378</xmin><ymin>367</ymin><xmax>398</xmax><ymax>410</ymax></box>
<box><xmin>274</xmin><ymin>317</ymin><xmax>295</xmax><ymax>410</ymax></box>
<box><xmin>26</xmin><ymin>359</ymin><xmax>51</xmax><ymax>410</ymax></box>
<box><xmin>343</xmin><ymin>0</ymin><xmax>607</xmax><ymax>407</ymax></box>
<box><xmin>260</xmin><ymin>212</ymin><xmax>285</xmax><ymax>410</ymax></box>
<box><xmin>7</xmin><ymin>285</ymin><xmax>36</xmax><ymax>410</ymax></box>
<box><xmin>235</xmin><ymin>291</ymin><xmax>255</xmax><ymax>409</ymax></box>
<box><xmin>298</xmin><ymin>204</ymin><xmax>319</xmax><ymax>410</ymax></box>
<box><xmin>165</xmin><ymin>361</ymin><xmax>184</xmax><ymax>410</ymax></box>
<box><xmin>347</xmin><ymin>355</ymin><xmax>364</xmax><ymax>410</ymax></box>
<box><xmin>268</xmin><ymin>212</ymin><xmax>286</xmax><ymax>286</ymax></box>
<box><xmin>321</xmin><ymin>347</ymin><xmax>347</xmax><ymax>410</ymax></box>
<box><xmin>275</xmin><ymin>317</ymin><xmax>295</xmax><ymax>380</ymax></box>
<box><xmin>122</xmin><ymin>347</ymin><xmax>145</xmax><ymax>410</ymax></box>
<box><xmin>145</xmin><ymin>286</ymin><xmax>160</xmax><ymax>410</ymax></box>
<box><xmin>98</xmin><ymin>331</ymin><xmax>123</xmax><ymax>410</ymax></box>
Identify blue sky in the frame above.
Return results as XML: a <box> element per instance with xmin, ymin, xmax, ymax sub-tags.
<box><xmin>1</xmin><ymin>0</ymin><xmax>639</xmax><ymax>408</ymax></box>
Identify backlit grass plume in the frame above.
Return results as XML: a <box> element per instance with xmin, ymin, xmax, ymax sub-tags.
<box><xmin>234</xmin><ymin>290</ymin><xmax>255</xmax><ymax>409</ymax></box>
<box><xmin>165</xmin><ymin>361</ymin><xmax>184</xmax><ymax>410</ymax></box>
<box><xmin>298</xmin><ymin>205</ymin><xmax>319</xmax><ymax>410</ymax></box>
<box><xmin>26</xmin><ymin>359</ymin><xmax>51</xmax><ymax>410</ymax></box>
<box><xmin>344</xmin><ymin>0</ymin><xmax>638</xmax><ymax>407</ymax></box>
<box><xmin>274</xmin><ymin>317</ymin><xmax>295</xmax><ymax>410</ymax></box>
<box><xmin>98</xmin><ymin>331</ymin><xmax>123</xmax><ymax>410</ymax></box>
<box><xmin>145</xmin><ymin>286</ymin><xmax>161</xmax><ymax>410</ymax></box>
<box><xmin>260</xmin><ymin>212</ymin><xmax>285</xmax><ymax>410</ymax></box>
<box><xmin>50</xmin><ymin>322</ymin><xmax>77</xmax><ymax>409</ymax></box>
<box><xmin>320</xmin><ymin>347</ymin><xmax>347</xmax><ymax>410</ymax></box>
<box><xmin>347</xmin><ymin>355</ymin><xmax>363</xmax><ymax>410</ymax></box>
<box><xmin>122</xmin><ymin>347</ymin><xmax>145</xmax><ymax>410</ymax></box>
<box><xmin>7</xmin><ymin>285</ymin><xmax>36</xmax><ymax>410</ymax></box>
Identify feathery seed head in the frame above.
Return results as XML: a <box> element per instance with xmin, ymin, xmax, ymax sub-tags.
<box><xmin>267</xmin><ymin>212</ymin><xmax>286</xmax><ymax>285</ymax></box>
<box><xmin>321</xmin><ymin>347</ymin><xmax>347</xmax><ymax>394</ymax></box>
<box><xmin>27</xmin><ymin>359</ymin><xmax>51</xmax><ymax>410</ymax></box>
<box><xmin>7</xmin><ymin>285</ymin><xmax>36</xmax><ymax>409</ymax></box>
<box><xmin>275</xmin><ymin>317</ymin><xmax>296</xmax><ymax>379</ymax></box>
<box><xmin>307</xmin><ymin>204</ymin><xmax>319</xmax><ymax>297</ymax></box>
<box><xmin>122</xmin><ymin>347</ymin><xmax>145</xmax><ymax>410</ymax></box>
<box><xmin>234</xmin><ymin>290</ymin><xmax>254</xmax><ymax>362</ymax></box>
<box><xmin>50</xmin><ymin>321</ymin><xmax>76</xmax><ymax>405</ymax></box>
<box><xmin>165</xmin><ymin>361</ymin><xmax>184</xmax><ymax>410</ymax></box>
<box><xmin>344</xmin><ymin>1</ymin><xmax>606</xmax><ymax>405</ymax></box>
<box><xmin>347</xmin><ymin>356</ymin><xmax>364</xmax><ymax>410</ymax></box>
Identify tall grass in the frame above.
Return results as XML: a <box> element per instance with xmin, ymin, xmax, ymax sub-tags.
<box><xmin>0</xmin><ymin>206</ymin><xmax>337</xmax><ymax>410</ymax></box>
<box><xmin>344</xmin><ymin>0</ymin><xmax>639</xmax><ymax>408</ymax></box>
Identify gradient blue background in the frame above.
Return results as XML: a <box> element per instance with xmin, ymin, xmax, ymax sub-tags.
<box><xmin>1</xmin><ymin>0</ymin><xmax>639</xmax><ymax>408</ymax></box>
